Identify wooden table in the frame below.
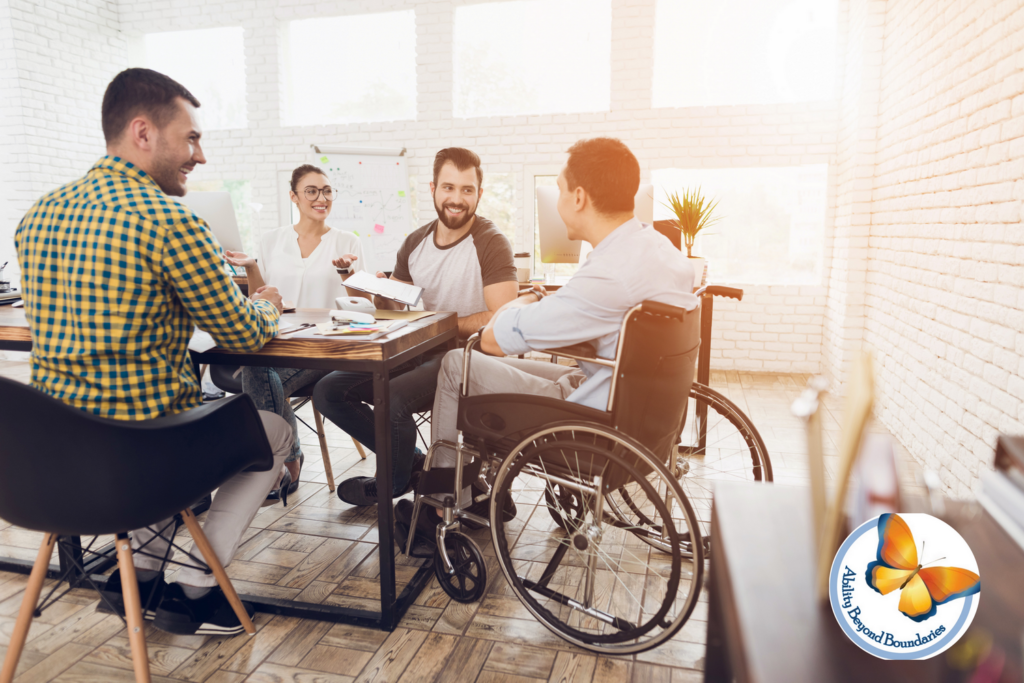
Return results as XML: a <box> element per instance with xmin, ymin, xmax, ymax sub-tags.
<box><xmin>0</xmin><ymin>305</ymin><xmax>458</xmax><ymax>631</ymax></box>
<box><xmin>705</xmin><ymin>482</ymin><xmax>1024</xmax><ymax>682</ymax></box>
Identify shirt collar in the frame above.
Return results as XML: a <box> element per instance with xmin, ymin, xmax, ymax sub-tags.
<box><xmin>90</xmin><ymin>155</ymin><xmax>160</xmax><ymax>189</ymax></box>
<box><xmin>590</xmin><ymin>217</ymin><xmax>643</xmax><ymax>255</ymax></box>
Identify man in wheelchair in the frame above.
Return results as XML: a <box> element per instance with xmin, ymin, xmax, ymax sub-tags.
<box><xmin>412</xmin><ymin>136</ymin><xmax>697</xmax><ymax>512</ymax></box>
<box><xmin>394</xmin><ymin>138</ymin><xmax>706</xmax><ymax>653</ymax></box>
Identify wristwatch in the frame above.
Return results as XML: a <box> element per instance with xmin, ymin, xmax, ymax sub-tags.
<box><xmin>528</xmin><ymin>285</ymin><xmax>545</xmax><ymax>301</ymax></box>
<box><xmin>336</xmin><ymin>267</ymin><xmax>351</xmax><ymax>275</ymax></box>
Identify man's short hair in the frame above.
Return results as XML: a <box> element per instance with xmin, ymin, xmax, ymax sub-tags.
<box><xmin>433</xmin><ymin>148</ymin><xmax>483</xmax><ymax>188</ymax></box>
<box><xmin>101</xmin><ymin>68</ymin><xmax>201</xmax><ymax>144</ymax></box>
<box><xmin>564</xmin><ymin>137</ymin><xmax>640</xmax><ymax>214</ymax></box>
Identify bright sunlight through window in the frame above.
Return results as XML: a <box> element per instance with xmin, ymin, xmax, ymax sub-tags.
<box><xmin>454</xmin><ymin>0</ymin><xmax>611</xmax><ymax>118</ymax></box>
<box><xmin>284</xmin><ymin>11</ymin><xmax>417</xmax><ymax>126</ymax></box>
<box><xmin>653</xmin><ymin>0</ymin><xmax>839</xmax><ymax>108</ymax></box>
<box><xmin>654</xmin><ymin>165</ymin><xmax>828</xmax><ymax>285</ymax></box>
<box><xmin>143</xmin><ymin>27</ymin><xmax>247</xmax><ymax>130</ymax></box>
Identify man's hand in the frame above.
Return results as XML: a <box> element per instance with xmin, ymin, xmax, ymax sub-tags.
<box><xmin>332</xmin><ymin>254</ymin><xmax>359</xmax><ymax>270</ymax></box>
<box><xmin>480</xmin><ymin>284</ymin><xmax>550</xmax><ymax>355</ymax></box>
<box><xmin>252</xmin><ymin>285</ymin><xmax>283</xmax><ymax>313</ymax></box>
<box><xmin>373</xmin><ymin>271</ymin><xmax>403</xmax><ymax>310</ymax></box>
<box><xmin>224</xmin><ymin>250</ymin><xmax>256</xmax><ymax>268</ymax></box>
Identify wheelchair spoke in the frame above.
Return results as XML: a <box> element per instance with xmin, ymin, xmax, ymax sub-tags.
<box><xmin>489</xmin><ymin>424</ymin><xmax>702</xmax><ymax>654</ymax></box>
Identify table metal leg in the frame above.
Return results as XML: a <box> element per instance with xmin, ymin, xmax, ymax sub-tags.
<box><xmin>373</xmin><ymin>369</ymin><xmax>397</xmax><ymax>630</ymax></box>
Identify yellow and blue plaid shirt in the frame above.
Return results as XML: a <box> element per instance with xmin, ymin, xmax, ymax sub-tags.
<box><xmin>15</xmin><ymin>156</ymin><xmax>280</xmax><ymax>420</ymax></box>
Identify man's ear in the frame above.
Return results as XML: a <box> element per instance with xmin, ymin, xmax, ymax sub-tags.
<box><xmin>127</xmin><ymin>116</ymin><xmax>155</xmax><ymax>152</ymax></box>
<box><xmin>429</xmin><ymin>181</ymin><xmax>436</xmax><ymax>195</ymax></box>
<box><xmin>574</xmin><ymin>185</ymin><xmax>587</xmax><ymax>212</ymax></box>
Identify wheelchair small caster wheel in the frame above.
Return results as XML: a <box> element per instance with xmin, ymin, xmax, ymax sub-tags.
<box><xmin>434</xmin><ymin>531</ymin><xmax>486</xmax><ymax>603</ymax></box>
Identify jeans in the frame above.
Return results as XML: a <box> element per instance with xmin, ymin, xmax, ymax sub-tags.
<box><xmin>241</xmin><ymin>366</ymin><xmax>330</xmax><ymax>463</ymax></box>
<box><xmin>312</xmin><ymin>352</ymin><xmax>442</xmax><ymax>496</ymax></box>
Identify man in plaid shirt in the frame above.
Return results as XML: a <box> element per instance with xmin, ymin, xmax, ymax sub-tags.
<box><xmin>14</xmin><ymin>68</ymin><xmax>290</xmax><ymax>636</ymax></box>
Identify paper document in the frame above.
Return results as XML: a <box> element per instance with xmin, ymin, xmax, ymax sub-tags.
<box><xmin>314</xmin><ymin>319</ymin><xmax>409</xmax><ymax>340</ymax></box>
<box><xmin>342</xmin><ymin>271</ymin><xmax>423</xmax><ymax>307</ymax></box>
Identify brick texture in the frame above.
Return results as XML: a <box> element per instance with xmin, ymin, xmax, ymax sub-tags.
<box><xmin>860</xmin><ymin>0</ymin><xmax>1024</xmax><ymax>497</ymax></box>
<box><xmin>0</xmin><ymin>0</ymin><xmax>125</xmax><ymax>282</ymax></box>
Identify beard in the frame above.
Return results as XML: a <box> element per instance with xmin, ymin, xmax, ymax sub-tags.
<box><xmin>433</xmin><ymin>193</ymin><xmax>477</xmax><ymax>231</ymax></box>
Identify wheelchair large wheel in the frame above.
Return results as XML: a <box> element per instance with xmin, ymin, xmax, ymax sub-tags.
<box><xmin>607</xmin><ymin>383</ymin><xmax>771</xmax><ymax>555</ymax></box>
<box><xmin>490</xmin><ymin>423</ymin><xmax>704</xmax><ymax>655</ymax></box>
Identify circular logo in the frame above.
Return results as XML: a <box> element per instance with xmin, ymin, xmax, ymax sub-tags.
<box><xmin>829</xmin><ymin>513</ymin><xmax>980</xmax><ymax>660</ymax></box>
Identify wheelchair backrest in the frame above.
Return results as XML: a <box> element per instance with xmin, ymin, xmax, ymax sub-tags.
<box><xmin>608</xmin><ymin>300</ymin><xmax>701</xmax><ymax>465</ymax></box>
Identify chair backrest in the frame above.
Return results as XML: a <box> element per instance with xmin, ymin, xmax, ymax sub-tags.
<box><xmin>607</xmin><ymin>300</ymin><xmax>700</xmax><ymax>469</ymax></box>
<box><xmin>0</xmin><ymin>376</ymin><xmax>274</xmax><ymax>536</ymax></box>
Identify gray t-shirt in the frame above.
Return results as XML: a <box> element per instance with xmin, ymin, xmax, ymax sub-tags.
<box><xmin>392</xmin><ymin>216</ymin><xmax>516</xmax><ymax>315</ymax></box>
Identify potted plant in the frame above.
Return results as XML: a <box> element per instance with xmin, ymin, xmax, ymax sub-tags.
<box><xmin>662</xmin><ymin>187</ymin><xmax>720</xmax><ymax>290</ymax></box>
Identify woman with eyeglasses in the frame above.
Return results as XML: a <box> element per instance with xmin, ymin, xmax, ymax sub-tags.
<box><xmin>223</xmin><ymin>164</ymin><xmax>364</xmax><ymax>504</ymax></box>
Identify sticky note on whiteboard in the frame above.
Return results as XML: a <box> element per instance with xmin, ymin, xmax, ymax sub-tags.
<box><xmin>374</xmin><ymin>224</ymin><xmax>385</xmax><ymax>234</ymax></box>
<box><xmin>398</xmin><ymin>191</ymin><xmax>406</xmax><ymax>197</ymax></box>
<box><xmin>319</xmin><ymin>156</ymin><xmax>328</xmax><ymax>164</ymax></box>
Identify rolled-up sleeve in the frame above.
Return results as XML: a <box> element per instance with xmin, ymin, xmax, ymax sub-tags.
<box><xmin>492</xmin><ymin>266</ymin><xmax>628</xmax><ymax>356</ymax></box>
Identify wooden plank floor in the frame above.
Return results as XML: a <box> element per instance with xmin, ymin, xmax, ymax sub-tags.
<box><xmin>0</xmin><ymin>351</ymin><xmax>924</xmax><ymax>682</ymax></box>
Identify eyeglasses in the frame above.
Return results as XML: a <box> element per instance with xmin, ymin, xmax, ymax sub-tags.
<box><xmin>303</xmin><ymin>187</ymin><xmax>337</xmax><ymax>201</ymax></box>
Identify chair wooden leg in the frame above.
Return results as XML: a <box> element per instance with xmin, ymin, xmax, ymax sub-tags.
<box><xmin>179</xmin><ymin>508</ymin><xmax>255</xmax><ymax>635</ymax></box>
<box><xmin>312</xmin><ymin>404</ymin><xmax>336</xmax><ymax>492</ymax></box>
<box><xmin>353</xmin><ymin>438</ymin><xmax>368</xmax><ymax>460</ymax></box>
<box><xmin>0</xmin><ymin>534</ymin><xmax>55</xmax><ymax>683</ymax></box>
<box><xmin>114</xmin><ymin>533</ymin><xmax>151</xmax><ymax>683</ymax></box>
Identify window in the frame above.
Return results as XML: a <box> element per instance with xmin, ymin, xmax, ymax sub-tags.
<box><xmin>653</xmin><ymin>165</ymin><xmax>828</xmax><ymax>284</ymax></box>
<box><xmin>284</xmin><ymin>11</ymin><xmax>417</xmax><ymax>125</ymax></box>
<box><xmin>189</xmin><ymin>180</ymin><xmax>256</xmax><ymax>255</ymax></box>
<box><xmin>477</xmin><ymin>173</ymin><xmax>518</xmax><ymax>248</ymax></box>
<box><xmin>454</xmin><ymin>0</ymin><xmax>611</xmax><ymax>118</ymax></box>
<box><xmin>653</xmin><ymin>0</ymin><xmax>838</xmax><ymax>108</ymax></box>
<box><xmin>142</xmin><ymin>27</ymin><xmax>247</xmax><ymax>130</ymax></box>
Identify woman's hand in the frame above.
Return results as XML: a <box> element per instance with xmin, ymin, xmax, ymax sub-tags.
<box><xmin>224</xmin><ymin>250</ymin><xmax>256</xmax><ymax>268</ymax></box>
<box><xmin>332</xmin><ymin>254</ymin><xmax>359</xmax><ymax>270</ymax></box>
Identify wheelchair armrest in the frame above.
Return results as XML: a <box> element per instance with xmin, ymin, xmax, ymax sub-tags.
<box><xmin>457</xmin><ymin>393</ymin><xmax>612</xmax><ymax>454</ymax></box>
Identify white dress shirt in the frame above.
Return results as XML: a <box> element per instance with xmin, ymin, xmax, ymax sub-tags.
<box><xmin>259</xmin><ymin>225</ymin><xmax>364</xmax><ymax>309</ymax></box>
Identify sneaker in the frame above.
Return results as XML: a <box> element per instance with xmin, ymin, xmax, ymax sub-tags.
<box><xmin>337</xmin><ymin>476</ymin><xmax>379</xmax><ymax>506</ymax></box>
<box><xmin>96</xmin><ymin>569</ymin><xmax>166</xmax><ymax>620</ymax></box>
<box><xmin>394</xmin><ymin>499</ymin><xmax>439</xmax><ymax>552</ymax></box>
<box><xmin>339</xmin><ymin>449</ymin><xmax>429</xmax><ymax>505</ymax></box>
<box><xmin>153</xmin><ymin>583</ymin><xmax>255</xmax><ymax>636</ymax></box>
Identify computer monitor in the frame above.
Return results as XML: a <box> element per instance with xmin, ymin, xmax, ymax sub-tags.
<box><xmin>537</xmin><ymin>183</ymin><xmax>654</xmax><ymax>264</ymax></box>
<box><xmin>177</xmin><ymin>192</ymin><xmax>244</xmax><ymax>253</ymax></box>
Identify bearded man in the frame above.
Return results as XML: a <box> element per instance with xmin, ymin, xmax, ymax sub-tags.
<box><xmin>314</xmin><ymin>147</ymin><xmax>518</xmax><ymax>507</ymax></box>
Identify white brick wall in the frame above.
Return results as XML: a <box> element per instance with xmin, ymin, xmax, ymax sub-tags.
<box><xmin>0</xmin><ymin>0</ymin><xmax>125</xmax><ymax>282</ymax></box>
<box><xmin>0</xmin><ymin>0</ymin><xmax>25</xmax><ymax>277</ymax></box>
<box><xmin>112</xmin><ymin>0</ymin><xmax>840</xmax><ymax>374</ymax></box>
<box><xmin>861</xmin><ymin>0</ymin><xmax>1024</xmax><ymax>497</ymax></box>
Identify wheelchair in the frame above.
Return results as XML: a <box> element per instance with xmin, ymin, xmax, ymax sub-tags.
<box><xmin>399</xmin><ymin>300</ymin><xmax>704</xmax><ymax>654</ymax></box>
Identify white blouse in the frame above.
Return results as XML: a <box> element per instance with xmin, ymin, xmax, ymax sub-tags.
<box><xmin>259</xmin><ymin>225</ymin><xmax>364</xmax><ymax>309</ymax></box>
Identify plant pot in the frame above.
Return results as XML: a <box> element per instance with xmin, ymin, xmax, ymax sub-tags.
<box><xmin>688</xmin><ymin>257</ymin><xmax>706</xmax><ymax>291</ymax></box>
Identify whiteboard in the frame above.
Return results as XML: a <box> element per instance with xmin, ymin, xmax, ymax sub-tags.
<box><xmin>310</xmin><ymin>150</ymin><xmax>413</xmax><ymax>274</ymax></box>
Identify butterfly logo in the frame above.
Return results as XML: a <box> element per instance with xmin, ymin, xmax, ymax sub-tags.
<box><xmin>866</xmin><ymin>513</ymin><xmax>980</xmax><ymax>622</ymax></box>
